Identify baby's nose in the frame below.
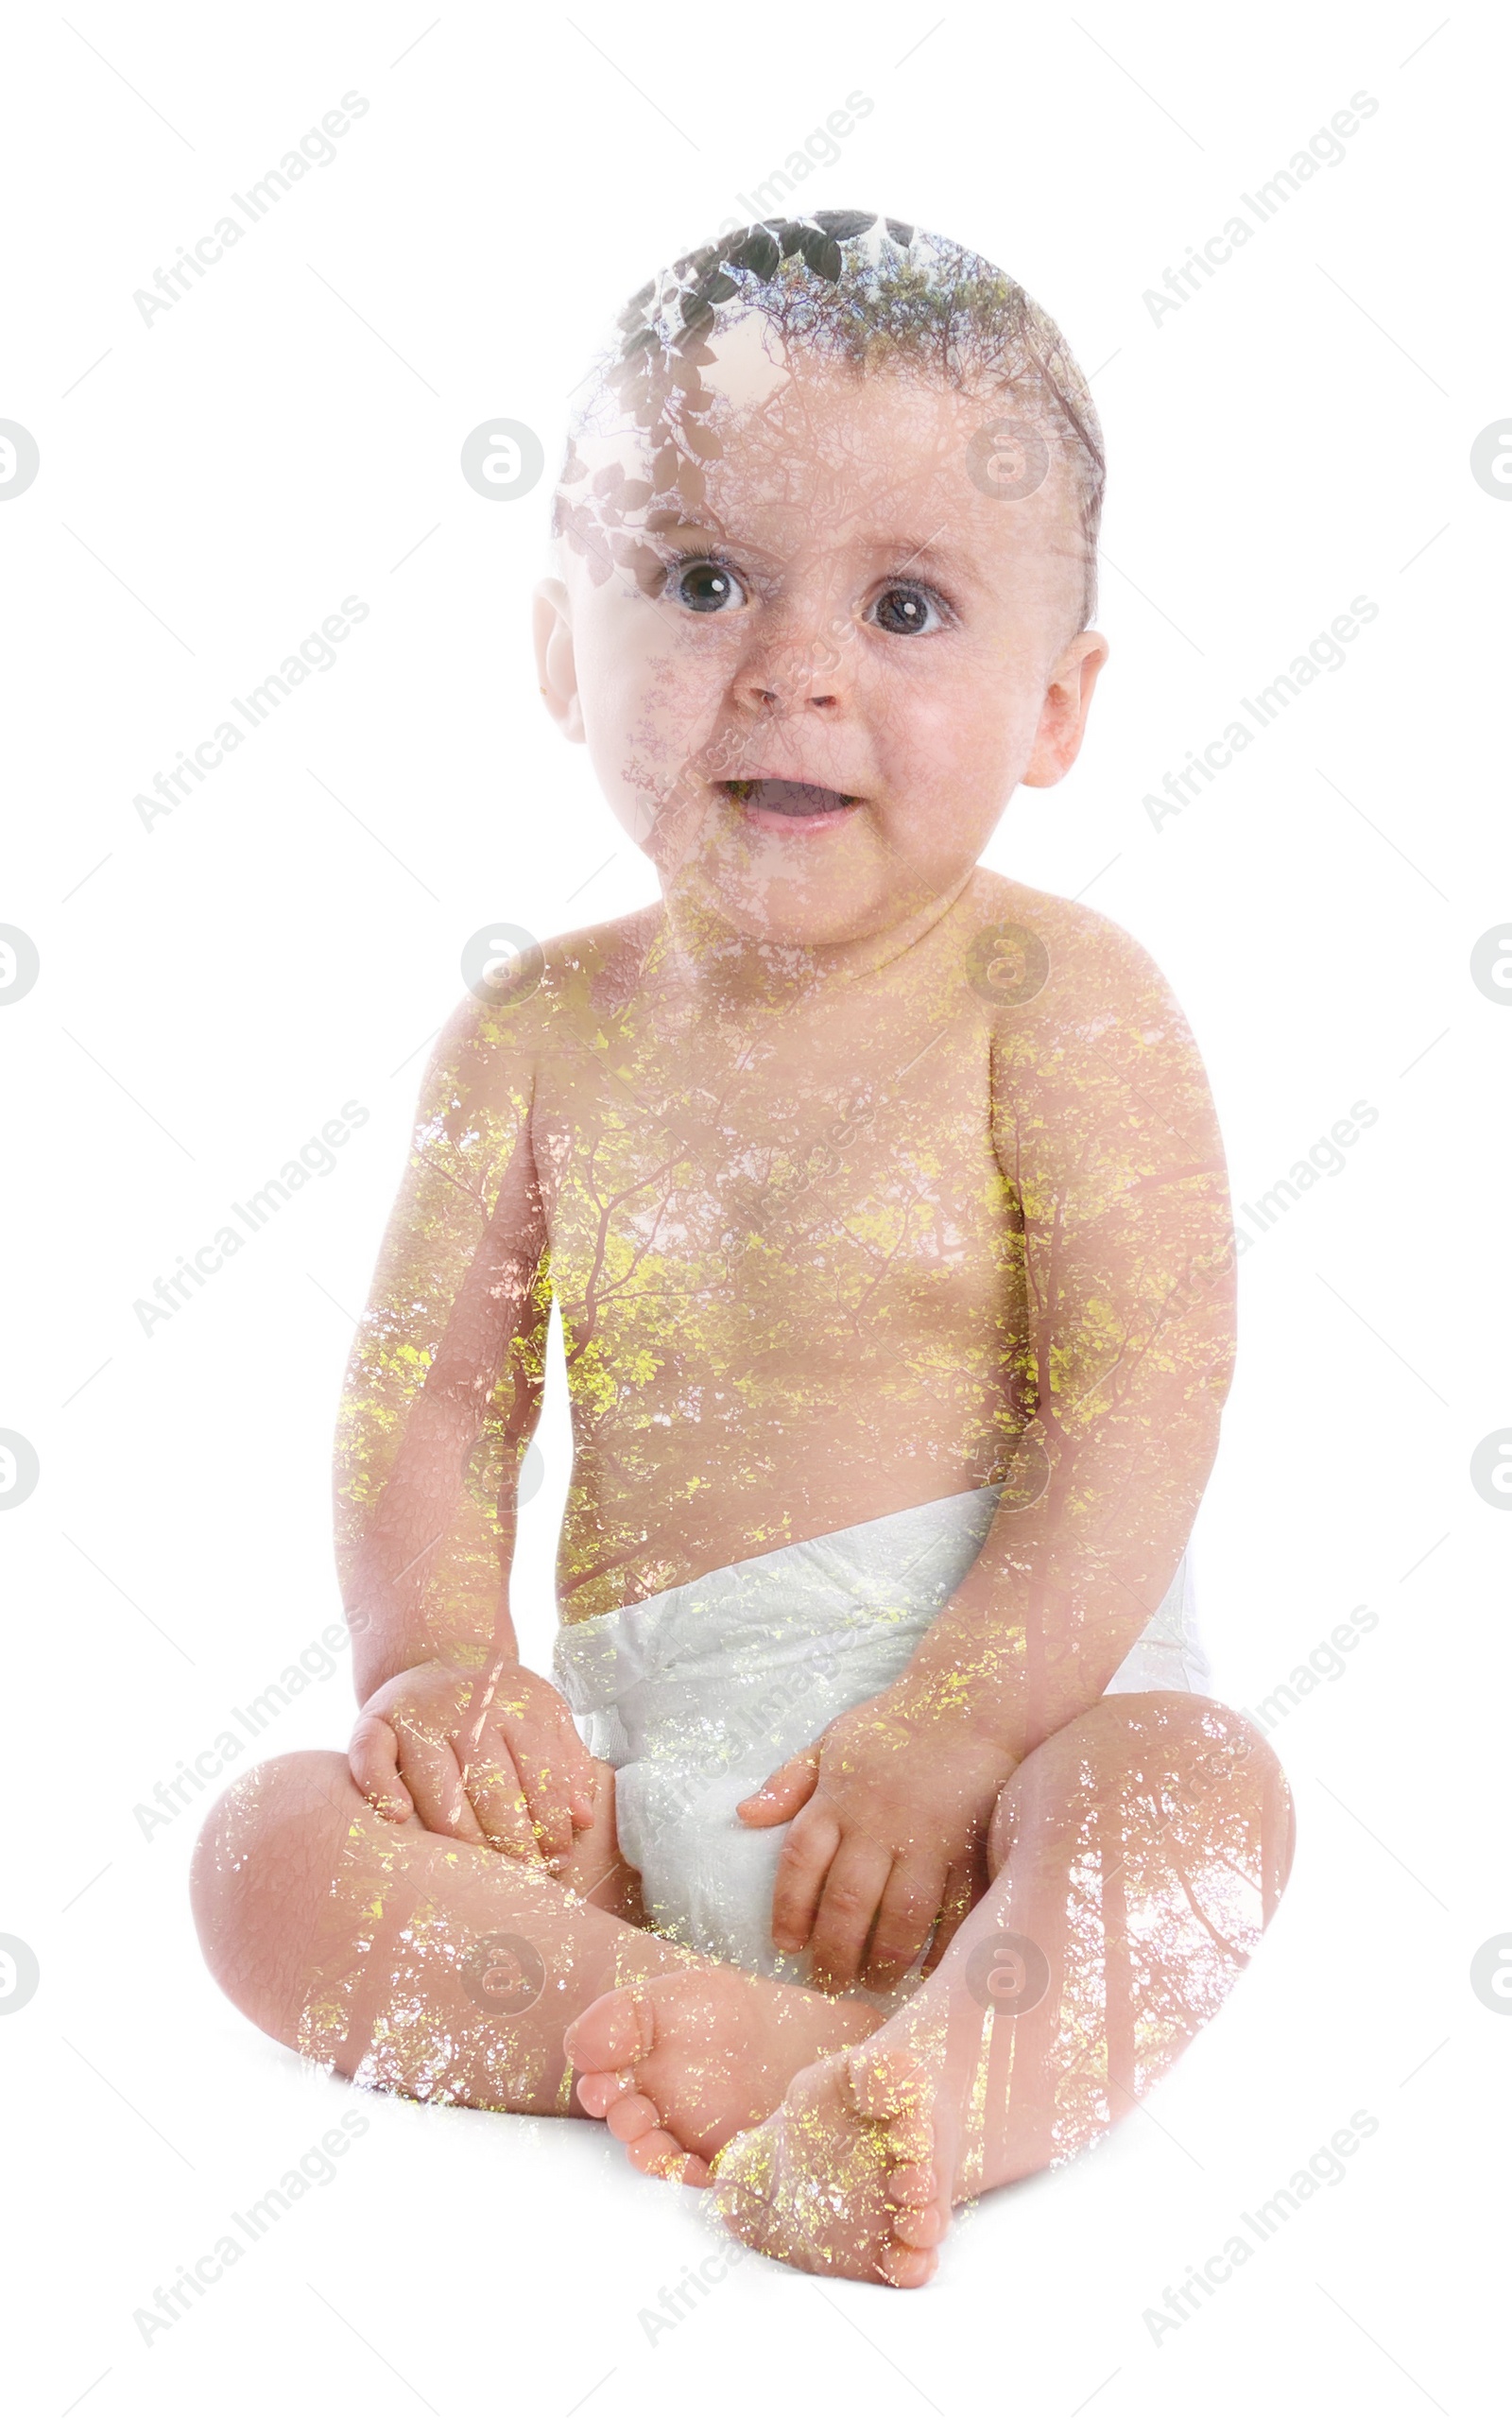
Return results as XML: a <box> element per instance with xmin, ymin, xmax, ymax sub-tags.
<box><xmin>736</xmin><ymin>624</ymin><xmax>847</xmax><ymax>713</ymax></box>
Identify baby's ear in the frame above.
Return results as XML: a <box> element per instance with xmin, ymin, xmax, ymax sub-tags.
<box><xmin>532</xmin><ymin>578</ymin><xmax>584</xmax><ymax>743</ymax></box>
<box><xmin>1021</xmin><ymin>629</ymin><xmax>1108</xmax><ymax>789</ymax></box>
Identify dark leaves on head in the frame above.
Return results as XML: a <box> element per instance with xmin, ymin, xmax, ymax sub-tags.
<box><xmin>727</xmin><ymin>228</ymin><xmax>782</xmax><ymax>281</ymax></box>
<box><xmin>780</xmin><ymin>221</ymin><xmax>805</xmax><ymax>258</ymax></box>
<box><xmin>885</xmin><ymin>218</ymin><xmax>915</xmax><ymax>246</ymax></box>
<box><xmin>813</xmin><ymin>210</ymin><xmax>877</xmax><ymax>241</ymax></box>
<box><xmin>799</xmin><ymin>230</ymin><xmax>843</xmax><ymax>282</ymax></box>
<box><xmin>619</xmin><ymin>323</ymin><xmax>660</xmax><ymax>361</ymax></box>
<box><xmin>679</xmin><ymin>299</ymin><xmax>717</xmax><ymax>340</ymax></box>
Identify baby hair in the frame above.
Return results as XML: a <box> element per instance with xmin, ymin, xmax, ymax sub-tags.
<box><xmin>552</xmin><ymin>211</ymin><xmax>1106</xmax><ymax>626</ymax></box>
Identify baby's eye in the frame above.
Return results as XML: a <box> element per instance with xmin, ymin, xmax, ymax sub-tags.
<box><xmin>867</xmin><ymin>583</ymin><xmax>950</xmax><ymax>638</ymax></box>
<box><xmin>664</xmin><ymin>557</ymin><xmax>749</xmax><ymax>613</ymax></box>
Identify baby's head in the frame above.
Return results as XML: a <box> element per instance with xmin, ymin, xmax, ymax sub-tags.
<box><xmin>534</xmin><ymin>214</ymin><xmax>1108</xmax><ymax>952</ymax></box>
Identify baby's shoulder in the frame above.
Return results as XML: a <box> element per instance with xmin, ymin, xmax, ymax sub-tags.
<box><xmin>963</xmin><ymin>869</ymin><xmax>1217</xmax><ymax>1163</ymax></box>
<box><xmin>392</xmin><ymin>912</ymin><xmax>643</xmax><ymax>1122</ymax></box>
<box><xmin>961</xmin><ymin>867</ymin><xmax>1183</xmax><ymax>1033</ymax></box>
<box><xmin>422</xmin><ymin>907</ymin><xmax>659</xmax><ymax>1097</ymax></box>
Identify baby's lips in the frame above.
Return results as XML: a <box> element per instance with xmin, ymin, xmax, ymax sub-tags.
<box><xmin>722</xmin><ymin>778</ymin><xmax>857</xmax><ymax>816</ymax></box>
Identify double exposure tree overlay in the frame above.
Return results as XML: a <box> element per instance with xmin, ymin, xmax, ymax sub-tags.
<box><xmin>333</xmin><ymin>872</ymin><xmax>1232</xmax><ymax>1712</ymax></box>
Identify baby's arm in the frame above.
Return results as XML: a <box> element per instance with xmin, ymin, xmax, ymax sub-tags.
<box><xmin>335</xmin><ymin>993</ymin><xmax>596</xmax><ymax>1863</ymax></box>
<box><xmin>745</xmin><ymin>903</ymin><xmax>1237</xmax><ymax>1988</ymax></box>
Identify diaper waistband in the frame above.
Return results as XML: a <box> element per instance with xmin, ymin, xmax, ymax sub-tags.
<box><xmin>553</xmin><ymin>1485</ymin><xmax>1004</xmax><ymax>1716</ymax></box>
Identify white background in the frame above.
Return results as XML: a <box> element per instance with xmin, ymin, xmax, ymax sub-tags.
<box><xmin>1</xmin><ymin>1</ymin><xmax>1504</xmax><ymax>2426</ymax></box>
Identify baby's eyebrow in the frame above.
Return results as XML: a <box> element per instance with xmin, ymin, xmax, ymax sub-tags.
<box><xmin>883</xmin><ymin>532</ymin><xmax>988</xmax><ymax>587</ymax></box>
<box><xmin>650</xmin><ymin>521</ymin><xmax>987</xmax><ymax>585</ymax></box>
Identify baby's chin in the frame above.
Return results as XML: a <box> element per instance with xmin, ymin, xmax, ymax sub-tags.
<box><xmin>671</xmin><ymin>823</ymin><xmax>963</xmax><ymax>952</ymax></box>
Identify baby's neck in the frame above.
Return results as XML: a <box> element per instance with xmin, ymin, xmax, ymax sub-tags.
<box><xmin>652</xmin><ymin>868</ymin><xmax>981</xmax><ymax>1018</ymax></box>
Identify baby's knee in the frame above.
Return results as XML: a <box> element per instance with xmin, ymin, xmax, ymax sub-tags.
<box><xmin>190</xmin><ymin>1749</ymin><xmax>358</xmax><ymax>2047</ymax></box>
<box><xmin>987</xmin><ymin>1694</ymin><xmax>1292</xmax><ymax>1881</ymax></box>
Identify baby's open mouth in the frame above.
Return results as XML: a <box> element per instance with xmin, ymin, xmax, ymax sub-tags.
<box><xmin>720</xmin><ymin>779</ymin><xmax>859</xmax><ymax>817</ymax></box>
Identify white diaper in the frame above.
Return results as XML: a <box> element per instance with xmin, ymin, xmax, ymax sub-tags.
<box><xmin>552</xmin><ymin>1486</ymin><xmax>1211</xmax><ymax>1999</ymax></box>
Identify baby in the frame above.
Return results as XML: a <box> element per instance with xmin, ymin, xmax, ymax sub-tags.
<box><xmin>192</xmin><ymin>214</ymin><xmax>1294</xmax><ymax>2287</ymax></box>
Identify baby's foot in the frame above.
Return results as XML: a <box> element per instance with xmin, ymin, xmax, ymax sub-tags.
<box><xmin>705</xmin><ymin>2045</ymin><xmax>952</xmax><ymax>2287</ymax></box>
<box><xmin>563</xmin><ymin>1966</ymin><xmax>883</xmax><ymax>2184</ymax></box>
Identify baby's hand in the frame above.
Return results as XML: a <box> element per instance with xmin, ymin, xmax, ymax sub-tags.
<box><xmin>737</xmin><ymin>1683</ymin><xmax>1017</xmax><ymax>1994</ymax></box>
<box><xmin>349</xmin><ymin>1659</ymin><xmax>598</xmax><ymax>1867</ymax></box>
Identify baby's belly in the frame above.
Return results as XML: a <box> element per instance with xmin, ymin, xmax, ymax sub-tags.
<box><xmin>554</xmin><ymin>1341</ymin><xmax>1010</xmax><ymax>1623</ymax></box>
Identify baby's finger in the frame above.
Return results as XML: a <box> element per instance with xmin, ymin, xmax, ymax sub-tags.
<box><xmin>769</xmin><ymin>1799</ymin><xmax>843</xmax><ymax>1953</ymax></box>
<box><xmin>863</xmin><ymin>1857</ymin><xmax>947</xmax><ymax>1991</ymax></box>
<box><xmin>493</xmin><ymin>1727</ymin><xmax>577</xmax><ymax>1860</ymax></box>
<box><xmin>923</xmin><ymin>1859</ymin><xmax>979</xmax><ymax>1976</ymax></box>
<box><xmin>394</xmin><ymin>1719</ymin><xmax>487</xmax><ymax>1844</ymax></box>
<box><xmin>348</xmin><ymin>1713</ymin><xmax>411</xmax><ymax>1823</ymax></box>
<box><xmin>452</xmin><ymin>1724</ymin><xmax>541</xmax><ymax>1862</ymax></box>
<box><xmin>808</xmin><ymin>1834</ymin><xmax>894</xmax><ymax>1991</ymax></box>
<box><xmin>736</xmin><ymin>1745</ymin><xmax>821</xmax><ymax>1826</ymax></box>
<box><xmin>543</xmin><ymin>1716</ymin><xmax>600</xmax><ymax>1834</ymax></box>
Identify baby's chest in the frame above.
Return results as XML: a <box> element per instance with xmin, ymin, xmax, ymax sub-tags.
<box><xmin>531</xmin><ymin>1037</ymin><xmax>1022</xmax><ymax>1351</ymax></box>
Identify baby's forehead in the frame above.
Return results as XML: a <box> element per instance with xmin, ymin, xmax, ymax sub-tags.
<box><xmin>612</xmin><ymin>348</ymin><xmax>1076</xmax><ymax>557</ymax></box>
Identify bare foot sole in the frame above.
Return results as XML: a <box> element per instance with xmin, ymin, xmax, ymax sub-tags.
<box><xmin>563</xmin><ymin>1966</ymin><xmax>883</xmax><ymax>2184</ymax></box>
<box><xmin>704</xmin><ymin>2046</ymin><xmax>952</xmax><ymax>2286</ymax></box>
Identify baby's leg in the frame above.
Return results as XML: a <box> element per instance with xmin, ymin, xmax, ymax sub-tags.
<box><xmin>585</xmin><ymin>1694</ymin><xmax>1291</xmax><ymax>2280</ymax></box>
<box><xmin>192</xmin><ymin>1750</ymin><xmax>876</xmax><ymax>2128</ymax></box>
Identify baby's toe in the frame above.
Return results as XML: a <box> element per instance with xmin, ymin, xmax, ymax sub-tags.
<box><xmin>879</xmin><ymin>2234</ymin><xmax>939</xmax><ymax>2288</ymax></box>
<box><xmin>627</xmin><ymin>2126</ymin><xmax>712</xmax><ymax>2185</ymax></box>
<box><xmin>890</xmin><ymin>2197</ymin><xmax>950</xmax><ymax>2248</ymax></box>
<box><xmin>574</xmin><ymin>2065</ymin><xmax>636</xmax><ymax>2119</ymax></box>
<box><xmin>605</xmin><ymin>2089</ymin><xmax>661</xmax><ymax>2144</ymax></box>
<box><xmin>562</xmin><ymin>1986</ymin><xmax>652</xmax><ymax>2076</ymax></box>
<box><xmin>885</xmin><ymin>2158</ymin><xmax>937</xmax><ymax>2207</ymax></box>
